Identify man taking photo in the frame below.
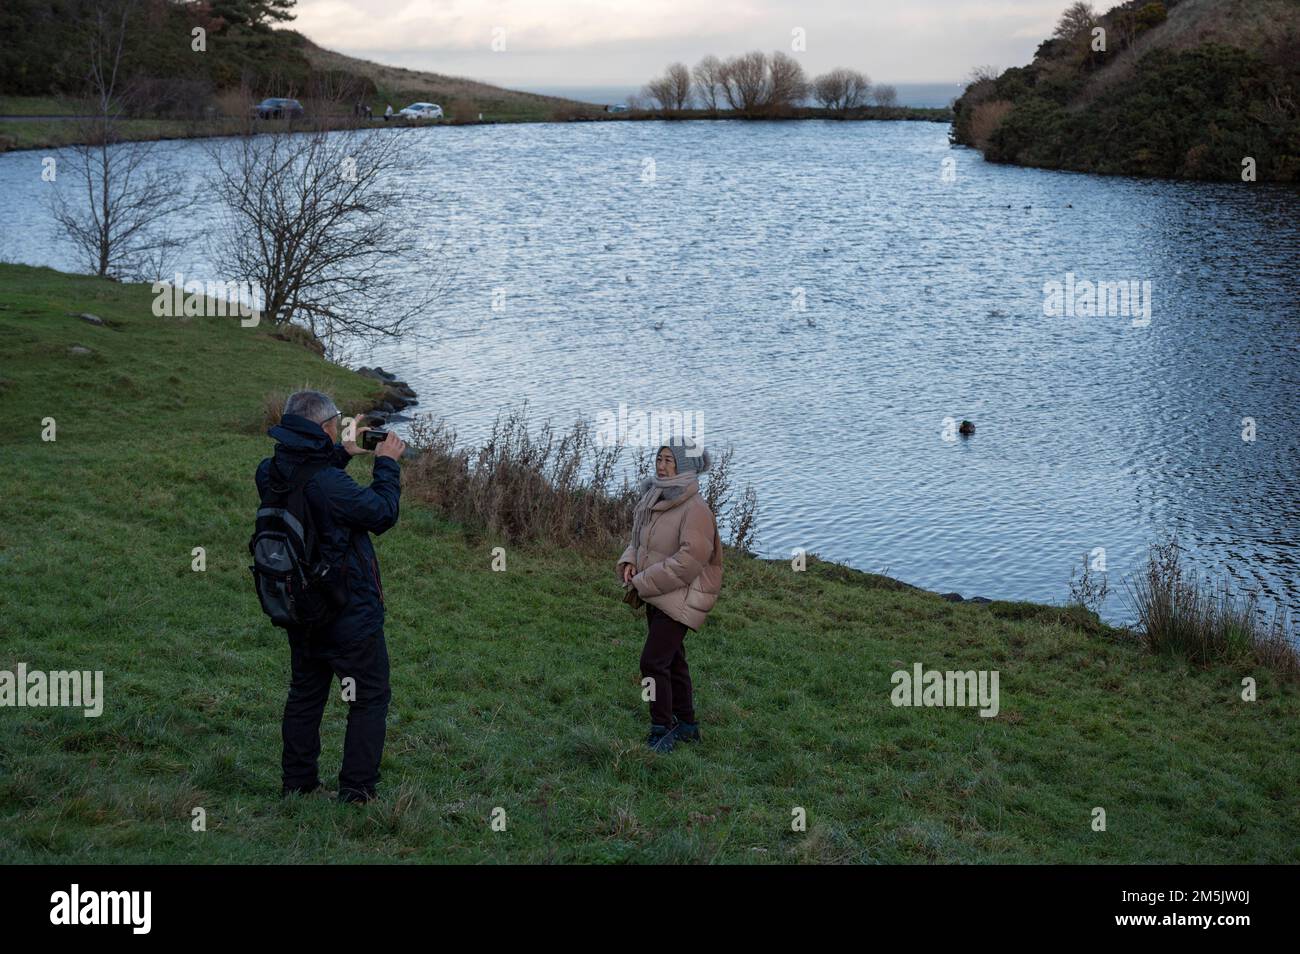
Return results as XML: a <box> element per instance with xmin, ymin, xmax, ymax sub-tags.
<box><xmin>254</xmin><ymin>390</ymin><xmax>405</xmax><ymax>804</ymax></box>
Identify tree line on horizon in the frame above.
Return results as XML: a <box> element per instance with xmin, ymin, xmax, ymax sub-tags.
<box><xmin>635</xmin><ymin>52</ymin><xmax>898</xmax><ymax>118</ymax></box>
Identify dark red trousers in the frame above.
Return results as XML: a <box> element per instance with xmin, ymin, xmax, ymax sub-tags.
<box><xmin>640</xmin><ymin>604</ymin><xmax>696</xmax><ymax>727</ymax></box>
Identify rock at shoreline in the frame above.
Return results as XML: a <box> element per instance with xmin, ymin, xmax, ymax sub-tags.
<box><xmin>355</xmin><ymin>366</ymin><xmax>418</xmax><ymax>412</ymax></box>
<box><xmin>379</xmin><ymin>383</ymin><xmax>418</xmax><ymax>411</ymax></box>
<box><xmin>940</xmin><ymin>592</ymin><xmax>993</xmax><ymax>604</ymax></box>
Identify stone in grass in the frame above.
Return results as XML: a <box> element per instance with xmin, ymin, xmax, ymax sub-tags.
<box><xmin>68</xmin><ymin>345</ymin><xmax>94</xmax><ymax>356</ymax></box>
<box><xmin>72</xmin><ymin>312</ymin><xmax>105</xmax><ymax>326</ymax></box>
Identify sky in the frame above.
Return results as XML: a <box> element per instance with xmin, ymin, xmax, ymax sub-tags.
<box><xmin>291</xmin><ymin>0</ymin><xmax>1073</xmax><ymax>88</ymax></box>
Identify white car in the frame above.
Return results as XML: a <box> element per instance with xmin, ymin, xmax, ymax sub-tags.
<box><xmin>398</xmin><ymin>102</ymin><xmax>444</xmax><ymax>120</ymax></box>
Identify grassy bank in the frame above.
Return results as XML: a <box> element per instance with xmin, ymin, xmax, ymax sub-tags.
<box><xmin>0</xmin><ymin>112</ymin><xmax>447</xmax><ymax>154</ymax></box>
<box><xmin>0</xmin><ymin>263</ymin><xmax>1297</xmax><ymax>863</ymax></box>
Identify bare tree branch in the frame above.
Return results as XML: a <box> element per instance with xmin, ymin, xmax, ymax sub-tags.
<box><xmin>49</xmin><ymin>0</ymin><xmax>187</xmax><ymax>279</ymax></box>
<box><xmin>206</xmin><ymin>104</ymin><xmax>447</xmax><ymax>351</ymax></box>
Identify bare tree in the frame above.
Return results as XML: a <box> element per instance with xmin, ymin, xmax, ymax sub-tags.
<box><xmin>958</xmin><ymin>65</ymin><xmax>1003</xmax><ymax>113</ymax></box>
<box><xmin>51</xmin><ymin>0</ymin><xmax>186</xmax><ymax>278</ymax></box>
<box><xmin>642</xmin><ymin>76</ymin><xmax>673</xmax><ymax>113</ymax></box>
<box><xmin>721</xmin><ymin>51</ymin><xmax>770</xmax><ymax>115</ymax></box>
<box><xmin>642</xmin><ymin>62</ymin><xmax>692</xmax><ymax>115</ymax></box>
<box><xmin>812</xmin><ymin>68</ymin><xmax>871</xmax><ymax>116</ymax></box>
<box><xmin>872</xmin><ymin>83</ymin><xmax>898</xmax><ymax>107</ymax></box>
<box><xmin>206</xmin><ymin>117</ymin><xmax>445</xmax><ymax>348</ymax></box>
<box><xmin>666</xmin><ymin>62</ymin><xmax>693</xmax><ymax>111</ymax></box>
<box><xmin>693</xmin><ymin>55</ymin><xmax>726</xmax><ymax>113</ymax></box>
<box><xmin>767</xmin><ymin>51</ymin><xmax>809</xmax><ymax>112</ymax></box>
<box><xmin>1053</xmin><ymin>1</ymin><xmax>1097</xmax><ymax>42</ymax></box>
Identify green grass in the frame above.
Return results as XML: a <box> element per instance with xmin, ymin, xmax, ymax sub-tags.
<box><xmin>0</xmin><ymin>112</ymin><xmax>460</xmax><ymax>154</ymax></box>
<box><xmin>0</xmin><ymin>263</ymin><xmax>1297</xmax><ymax>863</ymax></box>
<box><xmin>0</xmin><ymin>116</ymin><xmax>212</xmax><ymax>152</ymax></box>
<box><xmin>0</xmin><ymin>95</ymin><xmax>85</xmax><ymax>116</ymax></box>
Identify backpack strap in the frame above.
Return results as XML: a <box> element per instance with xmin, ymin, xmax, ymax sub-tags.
<box><xmin>261</xmin><ymin>456</ymin><xmax>367</xmax><ymax>570</ymax></box>
<box><xmin>263</xmin><ymin>459</ymin><xmax>334</xmax><ymax>564</ymax></box>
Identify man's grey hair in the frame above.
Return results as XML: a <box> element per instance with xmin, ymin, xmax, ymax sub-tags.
<box><xmin>283</xmin><ymin>389</ymin><xmax>340</xmax><ymax>424</ymax></box>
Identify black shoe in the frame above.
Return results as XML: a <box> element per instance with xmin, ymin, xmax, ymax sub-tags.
<box><xmin>671</xmin><ymin>717</ymin><xmax>701</xmax><ymax>743</ymax></box>
<box><xmin>646</xmin><ymin>724</ymin><xmax>675</xmax><ymax>753</ymax></box>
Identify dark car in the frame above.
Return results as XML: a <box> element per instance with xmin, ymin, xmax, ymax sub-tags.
<box><xmin>252</xmin><ymin>98</ymin><xmax>305</xmax><ymax>120</ymax></box>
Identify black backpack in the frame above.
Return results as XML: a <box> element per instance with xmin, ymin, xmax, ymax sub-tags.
<box><xmin>249</xmin><ymin>460</ymin><xmax>348</xmax><ymax>629</ymax></box>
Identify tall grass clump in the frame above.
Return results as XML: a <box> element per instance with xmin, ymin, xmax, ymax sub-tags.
<box><xmin>1127</xmin><ymin>539</ymin><xmax>1297</xmax><ymax>677</ymax></box>
<box><xmin>256</xmin><ymin>385</ymin><xmax>373</xmax><ymax>432</ymax></box>
<box><xmin>401</xmin><ymin>405</ymin><xmax>760</xmax><ymax>555</ymax></box>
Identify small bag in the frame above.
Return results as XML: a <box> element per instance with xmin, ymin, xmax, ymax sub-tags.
<box><xmin>622</xmin><ymin>584</ymin><xmax>644</xmax><ymax>610</ymax></box>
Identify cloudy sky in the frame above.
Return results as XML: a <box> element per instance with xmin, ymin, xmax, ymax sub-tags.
<box><xmin>292</xmin><ymin>0</ymin><xmax>1071</xmax><ymax>87</ymax></box>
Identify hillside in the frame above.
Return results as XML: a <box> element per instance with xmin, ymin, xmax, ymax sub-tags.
<box><xmin>952</xmin><ymin>0</ymin><xmax>1300</xmax><ymax>180</ymax></box>
<box><xmin>296</xmin><ymin>39</ymin><xmax>596</xmax><ymax>122</ymax></box>
<box><xmin>1</xmin><ymin>263</ymin><xmax>1298</xmax><ymax>863</ymax></box>
<box><xmin>0</xmin><ymin>0</ymin><xmax>595</xmax><ymax>128</ymax></box>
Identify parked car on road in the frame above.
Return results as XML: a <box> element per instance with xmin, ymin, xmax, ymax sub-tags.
<box><xmin>251</xmin><ymin>98</ymin><xmax>304</xmax><ymax>120</ymax></box>
<box><xmin>398</xmin><ymin>102</ymin><xmax>444</xmax><ymax>120</ymax></box>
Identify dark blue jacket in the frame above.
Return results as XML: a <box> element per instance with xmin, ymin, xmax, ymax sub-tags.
<box><xmin>255</xmin><ymin>413</ymin><xmax>401</xmax><ymax>643</ymax></box>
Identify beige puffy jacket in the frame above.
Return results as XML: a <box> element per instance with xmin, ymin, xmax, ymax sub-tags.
<box><xmin>616</xmin><ymin>481</ymin><xmax>723</xmax><ymax>630</ymax></box>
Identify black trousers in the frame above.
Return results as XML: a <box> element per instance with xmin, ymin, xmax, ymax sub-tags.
<box><xmin>640</xmin><ymin>605</ymin><xmax>695</xmax><ymax>728</ymax></box>
<box><xmin>282</xmin><ymin>629</ymin><xmax>391</xmax><ymax>800</ymax></box>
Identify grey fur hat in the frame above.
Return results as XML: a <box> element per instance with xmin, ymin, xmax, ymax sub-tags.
<box><xmin>659</xmin><ymin>437</ymin><xmax>711</xmax><ymax>476</ymax></box>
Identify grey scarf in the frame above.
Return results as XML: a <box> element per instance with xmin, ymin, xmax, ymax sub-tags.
<box><xmin>630</xmin><ymin>472</ymin><xmax>698</xmax><ymax>552</ymax></box>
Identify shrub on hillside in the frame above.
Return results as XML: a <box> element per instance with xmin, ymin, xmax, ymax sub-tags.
<box><xmin>981</xmin><ymin>43</ymin><xmax>1300</xmax><ymax>180</ymax></box>
<box><xmin>968</xmin><ymin>100</ymin><xmax>1016</xmax><ymax>150</ymax></box>
<box><xmin>951</xmin><ymin>0</ymin><xmax>1300</xmax><ymax>181</ymax></box>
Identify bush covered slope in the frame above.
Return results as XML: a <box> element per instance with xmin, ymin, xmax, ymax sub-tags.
<box><xmin>952</xmin><ymin>0</ymin><xmax>1300</xmax><ymax>180</ymax></box>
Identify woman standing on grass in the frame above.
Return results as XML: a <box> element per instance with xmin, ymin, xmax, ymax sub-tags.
<box><xmin>616</xmin><ymin>439</ymin><xmax>723</xmax><ymax>753</ymax></box>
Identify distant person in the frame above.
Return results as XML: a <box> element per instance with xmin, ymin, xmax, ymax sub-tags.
<box><xmin>252</xmin><ymin>390</ymin><xmax>406</xmax><ymax>803</ymax></box>
<box><xmin>616</xmin><ymin>439</ymin><xmax>723</xmax><ymax>752</ymax></box>
<box><xmin>384</xmin><ymin>104</ymin><xmax>393</xmax><ymax>121</ymax></box>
